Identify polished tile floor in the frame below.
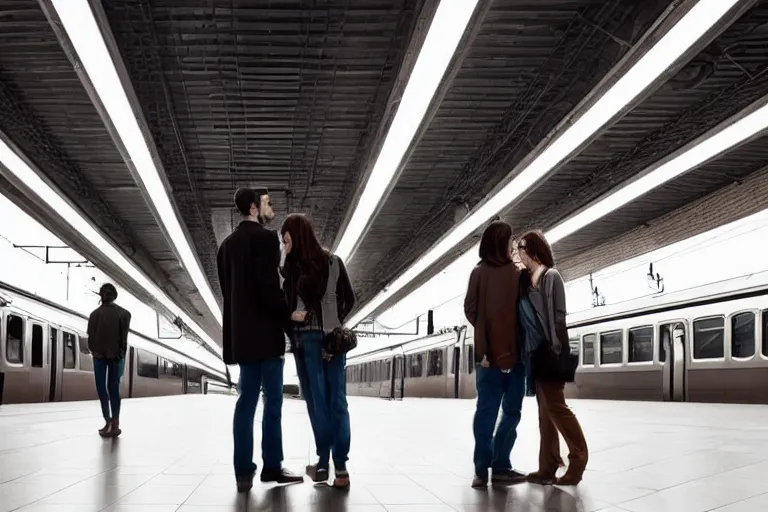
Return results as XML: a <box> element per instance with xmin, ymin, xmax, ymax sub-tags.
<box><xmin>1</xmin><ymin>394</ymin><xmax>768</xmax><ymax>511</ymax></box>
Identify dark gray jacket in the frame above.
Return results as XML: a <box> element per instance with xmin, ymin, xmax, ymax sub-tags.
<box><xmin>527</xmin><ymin>268</ymin><xmax>568</xmax><ymax>352</ymax></box>
<box><xmin>87</xmin><ymin>303</ymin><xmax>131</xmax><ymax>360</ymax></box>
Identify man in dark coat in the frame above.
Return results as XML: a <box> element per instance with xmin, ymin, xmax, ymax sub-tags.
<box><xmin>216</xmin><ymin>187</ymin><xmax>303</xmax><ymax>492</ymax></box>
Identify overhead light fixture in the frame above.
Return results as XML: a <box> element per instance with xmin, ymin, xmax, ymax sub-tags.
<box><xmin>546</xmin><ymin>99</ymin><xmax>768</xmax><ymax>244</ymax></box>
<box><xmin>48</xmin><ymin>0</ymin><xmax>222</xmax><ymax>325</ymax></box>
<box><xmin>334</xmin><ymin>0</ymin><xmax>480</xmax><ymax>261</ymax></box>
<box><xmin>0</xmin><ymin>137</ymin><xmax>222</xmax><ymax>355</ymax></box>
<box><xmin>345</xmin><ymin>0</ymin><xmax>741</xmax><ymax>327</ymax></box>
<box><xmin>348</xmin><ymin>96</ymin><xmax>768</xmax><ymax>328</ymax></box>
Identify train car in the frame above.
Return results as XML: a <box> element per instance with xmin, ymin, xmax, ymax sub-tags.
<box><xmin>0</xmin><ymin>281</ymin><xmax>229</xmax><ymax>405</ymax></box>
<box><xmin>565</xmin><ymin>271</ymin><xmax>768</xmax><ymax>404</ymax></box>
<box><xmin>346</xmin><ymin>327</ymin><xmax>468</xmax><ymax>399</ymax></box>
<box><xmin>348</xmin><ymin>271</ymin><xmax>768</xmax><ymax>405</ymax></box>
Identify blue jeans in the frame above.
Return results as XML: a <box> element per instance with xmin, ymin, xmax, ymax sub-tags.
<box><xmin>299</xmin><ymin>331</ymin><xmax>351</xmax><ymax>470</ymax></box>
<box><xmin>473</xmin><ymin>363</ymin><xmax>526</xmax><ymax>478</ymax></box>
<box><xmin>94</xmin><ymin>358</ymin><xmax>122</xmax><ymax>420</ymax></box>
<box><xmin>233</xmin><ymin>357</ymin><xmax>285</xmax><ymax>478</ymax></box>
<box><xmin>294</xmin><ymin>346</ymin><xmax>321</xmax><ymax>459</ymax></box>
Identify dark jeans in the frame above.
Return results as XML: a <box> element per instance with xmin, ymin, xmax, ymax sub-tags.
<box><xmin>233</xmin><ymin>357</ymin><xmax>285</xmax><ymax>478</ymax></box>
<box><xmin>473</xmin><ymin>363</ymin><xmax>526</xmax><ymax>478</ymax></box>
<box><xmin>93</xmin><ymin>358</ymin><xmax>122</xmax><ymax>421</ymax></box>
<box><xmin>294</xmin><ymin>345</ymin><xmax>321</xmax><ymax>459</ymax></box>
<box><xmin>299</xmin><ymin>330</ymin><xmax>351</xmax><ymax>470</ymax></box>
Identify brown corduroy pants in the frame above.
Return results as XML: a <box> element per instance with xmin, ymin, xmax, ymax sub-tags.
<box><xmin>535</xmin><ymin>380</ymin><xmax>589</xmax><ymax>477</ymax></box>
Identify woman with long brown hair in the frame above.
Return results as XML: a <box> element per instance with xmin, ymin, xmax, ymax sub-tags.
<box><xmin>280</xmin><ymin>214</ymin><xmax>355</xmax><ymax>489</ymax></box>
<box><xmin>464</xmin><ymin>221</ymin><xmax>527</xmax><ymax>488</ymax></box>
<box><xmin>516</xmin><ymin>230</ymin><xmax>588</xmax><ymax>485</ymax></box>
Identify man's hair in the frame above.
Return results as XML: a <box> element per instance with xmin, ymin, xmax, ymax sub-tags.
<box><xmin>234</xmin><ymin>187</ymin><xmax>269</xmax><ymax>216</ymax></box>
<box><xmin>99</xmin><ymin>283</ymin><xmax>118</xmax><ymax>304</ymax></box>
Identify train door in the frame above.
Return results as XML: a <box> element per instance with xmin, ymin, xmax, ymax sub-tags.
<box><xmin>128</xmin><ymin>347</ymin><xmax>136</xmax><ymax>398</ymax></box>
<box><xmin>393</xmin><ymin>356</ymin><xmax>404</xmax><ymax>400</ymax></box>
<box><xmin>389</xmin><ymin>357</ymin><xmax>396</xmax><ymax>400</ymax></box>
<box><xmin>49</xmin><ymin>326</ymin><xmax>63</xmax><ymax>402</ymax></box>
<box><xmin>660</xmin><ymin>321</ymin><xmax>687</xmax><ymax>402</ymax></box>
<box><xmin>452</xmin><ymin>347</ymin><xmax>460</xmax><ymax>398</ymax></box>
<box><xmin>28</xmin><ymin>321</ymin><xmax>49</xmax><ymax>402</ymax></box>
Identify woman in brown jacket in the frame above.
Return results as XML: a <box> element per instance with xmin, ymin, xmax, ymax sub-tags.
<box><xmin>464</xmin><ymin>221</ymin><xmax>527</xmax><ymax>488</ymax></box>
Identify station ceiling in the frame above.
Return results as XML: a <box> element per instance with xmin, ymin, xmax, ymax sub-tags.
<box><xmin>1</xmin><ymin>0</ymin><xmax>768</xmax><ymax>342</ymax></box>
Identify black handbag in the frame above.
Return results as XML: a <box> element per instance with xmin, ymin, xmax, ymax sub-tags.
<box><xmin>322</xmin><ymin>326</ymin><xmax>358</xmax><ymax>358</ymax></box>
<box><xmin>531</xmin><ymin>344</ymin><xmax>578</xmax><ymax>383</ymax></box>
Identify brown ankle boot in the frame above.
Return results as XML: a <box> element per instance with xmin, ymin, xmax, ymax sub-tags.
<box><xmin>108</xmin><ymin>419</ymin><xmax>121</xmax><ymax>438</ymax></box>
<box><xmin>554</xmin><ymin>471</ymin><xmax>583</xmax><ymax>486</ymax></box>
<box><xmin>527</xmin><ymin>470</ymin><xmax>556</xmax><ymax>485</ymax></box>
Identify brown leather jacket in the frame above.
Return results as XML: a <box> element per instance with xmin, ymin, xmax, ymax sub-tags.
<box><xmin>464</xmin><ymin>261</ymin><xmax>521</xmax><ymax>369</ymax></box>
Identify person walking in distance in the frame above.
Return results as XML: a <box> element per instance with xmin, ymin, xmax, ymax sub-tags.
<box><xmin>464</xmin><ymin>221</ymin><xmax>528</xmax><ymax>488</ymax></box>
<box><xmin>217</xmin><ymin>187</ymin><xmax>304</xmax><ymax>492</ymax></box>
<box><xmin>87</xmin><ymin>283</ymin><xmax>130</xmax><ymax>438</ymax></box>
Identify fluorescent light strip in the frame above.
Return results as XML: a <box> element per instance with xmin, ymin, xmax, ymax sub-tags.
<box><xmin>348</xmin><ymin>98</ymin><xmax>768</xmax><ymax>327</ymax></box>
<box><xmin>49</xmin><ymin>0</ymin><xmax>222</xmax><ymax>325</ymax></box>
<box><xmin>334</xmin><ymin>0</ymin><xmax>480</xmax><ymax>261</ymax></box>
<box><xmin>0</xmin><ymin>138</ymin><xmax>222</xmax><ymax>355</ymax></box>
<box><xmin>345</xmin><ymin>0</ymin><xmax>740</xmax><ymax>327</ymax></box>
<box><xmin>547</xmin><ymin>101</ymin><xmax>768</xmax><ymax>244</ymax></box>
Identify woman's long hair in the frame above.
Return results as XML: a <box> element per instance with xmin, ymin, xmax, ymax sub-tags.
<box><xmin>517</xmin><ymin>230</ymin><xmax>555</xmax><ymax>297</ymax></box>
<box><xmin>478</xmin><ymin>221</ymin><xmax>513</xmax><ymax>267</ymax></box>
<box><xmin>281</xmin><ymin>214</ymin><xmax>329</xmax><ymax>306</ymax></box>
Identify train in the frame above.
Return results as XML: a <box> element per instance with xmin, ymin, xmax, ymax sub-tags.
<box><xmin>346</xmin><ymin>271</ymin><xmax>768</xmax><ymax>405</ymax></box>
<box><xmin>0</xmin><ymin>280</ymin><xmax>231</xmax><ymax>405</ymax></box>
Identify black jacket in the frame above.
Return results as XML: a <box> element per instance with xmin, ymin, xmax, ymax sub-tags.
<box><xmin>281</xmin><ymin>253</ymin><xmax>355</xmax><ymax>348</ymax></box>
<box><xmin>87</xmin><ymin>303</ymin><xmax>131</xmax><ymax>360</ymax></box>
<box><xmin>217</xmin><ymin>221</ymin><xmax>292</xmax><ymax>364</ymax></box>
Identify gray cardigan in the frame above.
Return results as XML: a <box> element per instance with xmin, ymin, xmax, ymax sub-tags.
<box><xmin>527</xmin><ymin>268</ymin><xmax>568</xmax><ymax>352</ymax></box>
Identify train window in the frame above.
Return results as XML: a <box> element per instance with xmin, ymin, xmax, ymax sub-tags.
<box><xmin>659</xmin><ymin>327</ymin><xmax>668</xmax><ymax>363</ymax></box>
<box><xmin>80</xmin><ymin>354</ymin><xmax>94</xmax><ymax>372</ymax></box>
<box><xmin>600</xmin><ymin>331</ymin><xmax>623</xmax><ymax>364</ymax></box>
<box><xmin>731</xmin><ymin>312</ymin><xmax>755</xmax><ymax>359</ymax></box>
<box><xmin>569</xmin><ymin>337</ymin><xmax>580</xmax><ymax>359</ymax></box>
<box><xmin>467</xmin><ymin>345</ymin><xmax>475</xmax><ymax>374</ymax></box>
<box><xmin>385</xmin><ymin>360</ymin><xmax>391</xmax><ymax>380</ymax></box>
<box><xmin>427</xmin><ymin>350</ymin><xmax>443</xmax><ymax>377</ymax></box>
<box><xmin>137</xmin><ymin>349</ymin><xmax>159</xmax><ymax>378</ymax></box>
<box><xmin>410</xmin><ymin>353</ymin><xmax>423</xmax><ymax>378</ymax></box>
<box><xmin>628</xmin><ymin>327</ymin><xmax>653</xmax><ymax>363</ymax></box>
<box><xmin>6</xmin><ymin>314</ymin><xmax>24</xmax><ymax>364</ymax></box>
<box><xmin>693</xmin><ymin>317</ymin><xmax>725</xmax><ymax>359</ymax></box>
<box><xmin>63</xmin><ymin>332</ymin><xmax>77</xmax><ymax>369</ymax></box>
<box><xmin>582</xmin><ymin>334</ymin><xmax>595</xmax><ymax>366</ymax></box>
<box><xmin>31</xmin><ymin>324</ymin><xmax>44</xmax><ymax>368</ymax></box>
<box><xmin>763</xmin><ymin>310</ymin><xmax>768</xmax><ymax>357</ymax></box>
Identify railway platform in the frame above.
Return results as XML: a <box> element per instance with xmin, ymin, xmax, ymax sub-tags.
<box><xmin>1</xmin><ymin>395</ymin><xmax>767</xmax><ymax>512</ymax></box>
